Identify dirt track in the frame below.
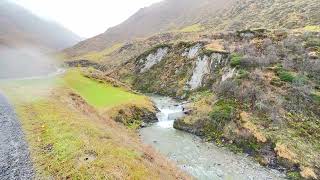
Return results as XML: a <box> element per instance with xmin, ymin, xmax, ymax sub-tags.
<box><xmin>0</xmin><ymin>93</ymin><xmax>34</xmax><ymax>179</ymax></box>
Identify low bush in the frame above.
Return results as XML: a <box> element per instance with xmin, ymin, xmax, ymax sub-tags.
<box><xmin>230</xmin><ymin>53</ymin><xmax>242</xmax><ymax>68</ymax></box>
<box><xmin>209</xmin><ymin>100</ymin><xmax>236</xmax><ymax>130</ymax></box>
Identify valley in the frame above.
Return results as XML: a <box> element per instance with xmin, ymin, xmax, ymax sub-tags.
<box><xmin>0</xmin><ymin>0</ymin><xmax>319</xmax><ymax>179</ymax></box>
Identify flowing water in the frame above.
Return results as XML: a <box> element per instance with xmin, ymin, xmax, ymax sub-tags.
<box><xmin>140</xmin><ymin>96</ymin><xmax>286</xmax><ymax>180</ymax></box>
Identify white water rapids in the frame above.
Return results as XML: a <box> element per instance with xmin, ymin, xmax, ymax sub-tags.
<box><xmin>140</xmin><ymin>96</ymin><xmax>286</xmax><ymax>180</ymax></box>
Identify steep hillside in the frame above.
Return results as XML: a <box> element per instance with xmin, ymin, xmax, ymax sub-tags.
<box><xmin>63</xmin><ymin>0</ymin><xmax>319</xmax><ymax>59</ymax></box>
<box><xmin>69</xmin><ymin>29</ymin><xmax>320</xmax><ymax>179</ymax></box>
<box><xmin>0</xmin><ymin>0</ymin><xmax>81</xmax><ymax>51</ymax></box>
<box><xmin>62</xmin><ymin>0</ymin><xmax>235</xmax><ymax>57</ymax></box>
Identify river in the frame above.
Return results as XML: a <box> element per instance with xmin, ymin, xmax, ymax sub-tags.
<box><xmin>140</xmin><ymin>96</ymin><xmax>286</xmax><ymax>180</ymax></box>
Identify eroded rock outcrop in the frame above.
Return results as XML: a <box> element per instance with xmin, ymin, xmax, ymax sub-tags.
<box><xmin>139</xmin><ymin>47</ymin><xmax>169</xmax><ymax>73</ymax></box>
<box><xmin>187</xmin><ymin>55</ymin><xmax>211</xmax><ymax>90</ymax></box>
<box><xmin>182</xmin><ymin>43</ymin><xmax>202</xmax><ymax>59</ymax></box>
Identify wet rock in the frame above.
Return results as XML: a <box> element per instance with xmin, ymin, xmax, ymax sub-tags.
<box><xmin>113</xmin><ymin>105</ymin><xmax>158</xmax><ymax>128</ymax></box>
<box><xmin>173</xmin><ymin>118</ymin><xmax>205</xmax><ymax>136</ymax></box>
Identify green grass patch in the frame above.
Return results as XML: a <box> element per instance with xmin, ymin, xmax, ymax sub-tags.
<box><xmin>287</xmin><ymin>171</ymin><xmax>302</xmax><ymax>180</ymax></box>
<box><xmin>274</xmin><ymin>66</ymin><xmax>297</xmax><ymax>83</ymax></box>
<box><xmin>15</xmin><ymin>99</ymin><xmax>157</xmax><ymax>179</ymax></box>
<box><xmin>63</xmin><ymin>70</ymin><xmax>145</xmax><ymax>109</ymax></box>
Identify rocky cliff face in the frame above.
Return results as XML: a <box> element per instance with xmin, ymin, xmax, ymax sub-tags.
<box><xmin>114</xmin><ymin>42</ymin><xmax>230</xmax><ymax>98</ymax></box>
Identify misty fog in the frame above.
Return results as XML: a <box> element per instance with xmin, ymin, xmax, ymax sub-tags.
<box><xmin>0</xmin><ymin>46</ymin><xmax>58</xmax><ymax>79</ymax></box>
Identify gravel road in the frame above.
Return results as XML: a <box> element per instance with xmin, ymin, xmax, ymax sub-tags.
<box><xmin>0</xmin><ymin>93</ymin><xmax>34</xmax><ymax>180</ymax></box>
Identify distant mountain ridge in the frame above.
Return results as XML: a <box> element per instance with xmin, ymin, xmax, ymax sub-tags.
<box><xmin>0</xmin><ymin>0</ymin><xmax>81</xmax><ymax>51</ymax></box>
<box><xmin>64</xmin><ymin>0</ymin><xmax>319</xmax><ymax>58</ymax></box>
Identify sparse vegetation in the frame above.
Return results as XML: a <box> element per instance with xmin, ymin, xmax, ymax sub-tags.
<box><xmin>72</xmin><ymin>43</ymin><xmax>124</xmax><ymax>62</ymax></box>
<box><xmin>179</xmin><ymin>24</ymin><xmax>204</xmax><ymax>33</ymax></box>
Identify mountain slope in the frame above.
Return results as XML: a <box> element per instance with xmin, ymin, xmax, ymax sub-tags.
<box><xmin>63</xmin><ymin>0</ymin><xmax>235</xmax><ymax>57</ymax></box>
<box><xmin>64</xmin><ymin>0</ymin><xmax>320</xmax><ymax>59</ymax></box>
<box><xmin>0</xmin><ymin>1</ymin><xmax>81</xmax><ymax>51</ymax></box>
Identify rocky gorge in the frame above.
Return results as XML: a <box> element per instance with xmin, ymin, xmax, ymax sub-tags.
<box><xmin>103</xmin><ymin>29</ymin><xmax>320</xmax><ymax>179</ymax></box>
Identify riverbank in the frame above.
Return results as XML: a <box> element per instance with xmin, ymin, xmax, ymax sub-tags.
<box><xmin>0</xmin><ymin>69</ymin><xmax>188</xmax><ymax>179</ymax></box>
<box><xmin>140</xmin><ymin>96</ymin><xmax>286</xmax><ymax>179</ymax></box>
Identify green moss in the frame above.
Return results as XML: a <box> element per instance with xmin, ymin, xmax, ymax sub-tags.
<box><xmin>287</xmin><ymin>171</ymin><xmax>302</xmax><ymax>180</ymax></box>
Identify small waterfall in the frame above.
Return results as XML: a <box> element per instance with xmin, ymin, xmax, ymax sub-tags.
<box><xmin>140</xmin><ymin>95</ymin><xmax>286</xmax><ymax>180</ymax></box>
<box><xmin>151</xmin><ymin>96</ymin><xmax>184</xmax><ymax>128</ymax></box>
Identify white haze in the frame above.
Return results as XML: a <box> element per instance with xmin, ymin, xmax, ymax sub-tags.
<box><xmin>12</xmin><ymin>0</ymin><xmax>163</xmax><ymax>38</ymax></box>
<box><xmin>0</xmin><ymin>46</ymin><xmax>57</xmax><ymax>79</ymax></box>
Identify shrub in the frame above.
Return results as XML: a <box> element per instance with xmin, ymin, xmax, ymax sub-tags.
<box><xmin>216</xmin><ymin>80</ymin><xmax>238</xmax><ymax>98</ymax></box>
<box><xmin>205</xmin><ymin>99</ymin><xmax>237</xmax><ymax>141</ymax></box>
<box><xmin>230</xmin><ymin>53</ymin><xmax>242</xmax><ymax>68</ymax></box>
<box><xmin>209</xmin><ymin>100</ymin><xmax>236</xmax><ymax>130</ymax></box>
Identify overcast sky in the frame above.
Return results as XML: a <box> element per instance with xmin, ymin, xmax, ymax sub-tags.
<box><xmin>12</xmin><ymin>0</ymin><xmax>162</xmax><ymax>38</ymax></box>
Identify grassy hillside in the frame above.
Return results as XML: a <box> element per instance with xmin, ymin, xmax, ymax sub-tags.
<box><xmin>63</xmin><ymin>0</ymin><xmax>319</xmax><ymax>60</ymax></box>
<box><xmin>0</xmin><ymin>70</ymin><xmax>188</xmax><ymax>179</ymax></box>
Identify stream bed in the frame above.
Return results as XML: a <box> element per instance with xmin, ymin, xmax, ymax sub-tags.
<box><xmin>140</xmin><ymin>96</ymin><xmax>286</xmax><ymax>180</ymax></box>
